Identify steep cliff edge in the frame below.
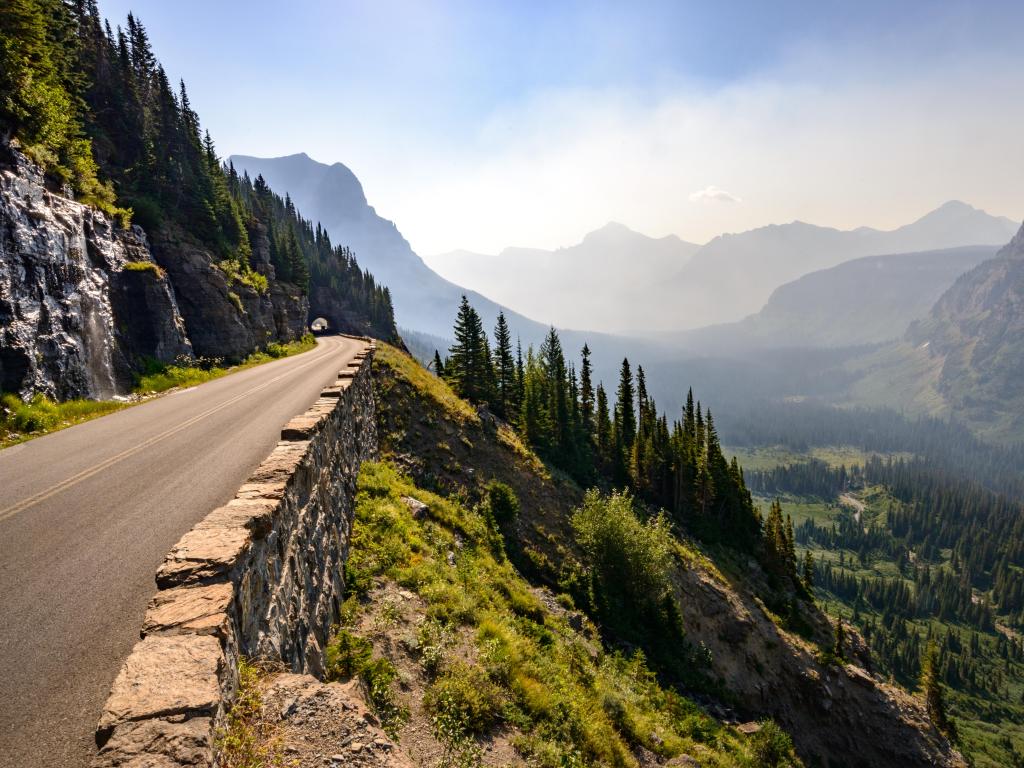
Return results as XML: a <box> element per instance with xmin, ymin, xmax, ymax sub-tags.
<box><xmin>369</xmin><ymin>344</ymin><xmax>964</xmax><ymax>768</ymax></box>
<box><xmin>0</xmin><ymin>143</ymin><xmax>191</xmax><ymax>399</ymax></box>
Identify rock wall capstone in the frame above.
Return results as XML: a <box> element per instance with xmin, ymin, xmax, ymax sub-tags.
<box><xmin>92</xmin><ymin>341</ymin><xmax>378</xmax><ymax>766</ymax></box>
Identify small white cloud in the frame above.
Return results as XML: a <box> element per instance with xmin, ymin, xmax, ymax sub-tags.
<box><xmin>689</xmin><ymin>185</ymin><xmax>742</xmax><ymax>203</ymax></box>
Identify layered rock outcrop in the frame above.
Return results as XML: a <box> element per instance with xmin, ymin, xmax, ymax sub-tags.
<box><xmin>93</xmin><ymin>342</ymin><xmax>377</xmax><ymax>766</ymax></box>
<box><xmin>0</xmin><ymin>144</ymin><xmax>191</xmax><ymax>399</ymax></box>
<box><xmin>149</xmin><ymin>228</ymin><xmax>308</xmax><ymax>362</ymax></box>
<box><xmin>0</xmin><ymin>142</ymin><xmax>313</xmax><ymax>400</ymax></box>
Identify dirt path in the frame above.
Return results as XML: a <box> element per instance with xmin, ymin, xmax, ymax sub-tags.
<box><xmin>839</xmin><ymin>493</ymin><xmax>866</xmax><ymax>525</ymax></box>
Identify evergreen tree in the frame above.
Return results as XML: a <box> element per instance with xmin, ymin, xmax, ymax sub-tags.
<box><xmin>596</xmin><ymin>383</ymin><xmax>612</xmax><ymax>475</ymax></box>
<box><xmin>493</xmin><ymin>311</ymin><xmax>516</xmax><ymax>419</ymax></box>
<box><xmin>613</xmin><ymin>358</ymin><xmax>636</xmax><ymax>484</ymax></box>
<box><xmin>446</xmin><ymin>296</ymin><xmax>493</xmax><ymax>404</ymax></box>
<box><xmin>514</xmin><ymin>339</ymin><xmax>525</xmax><ymax>421</ymax></box>
<box><xmin>922</xmin><ymin>641</ymin><xmax>956</xmax><ymax>740</ymax></box>
<box><xmin>520</xmin><ymin>347</ymin><xmax>549</xmax><ymax>448</ymax></box>
<box><xmin>834</xmin><ymin>617</ymin><xmax>846</xmax><ymax>660</ymax></box>
<box><xmin>540</xmin><ymin>327</ymin><xmax>573</xmax><ymax>464</ymax></box>
<box><xmin>803</xmin><ymin>550</ymin><xmax>816</xmax><ymax>592</ymax></box>
<box><xmin>432</xmin><ymin>350</ymin><xmax>445</xmax><ymax>377</ymax></box>
<box><xmin>580</xmin><ymin>344</ymin><xmax>594</xmax><ymax>441</ymax></box>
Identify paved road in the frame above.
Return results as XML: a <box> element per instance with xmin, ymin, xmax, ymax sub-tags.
<box><xmin>0</xmin><ymin>335</ymin><xmax>365</xmax><ymax>768</ymax></box>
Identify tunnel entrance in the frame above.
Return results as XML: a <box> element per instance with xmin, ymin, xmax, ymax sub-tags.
<box><xmin>310</xmin><ymin>317</ymin><xmax>330</xmax><ymax>335</ymax></box>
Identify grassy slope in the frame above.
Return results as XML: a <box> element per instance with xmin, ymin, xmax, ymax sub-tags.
<box><xmin>359</xmin><ymin>343</ymin><xmax>960</xmax><ymax>768</ymax></box>
<box><xmin>0</xmin><ymin>334</ymin><xmax>316</xmax><ymax>449</ymax></box>
<box><xmin>334</xmin><ymin>460</ymin><xmax>776</xmax><ymax>767</ymax></box>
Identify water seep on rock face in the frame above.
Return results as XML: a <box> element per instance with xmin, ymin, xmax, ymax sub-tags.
<box><xmin>0</xmin><ymin>145</ymin><xmax>192</xmax><ymax>399</ymax></box>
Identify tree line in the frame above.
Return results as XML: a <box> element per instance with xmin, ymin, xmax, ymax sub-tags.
<box><xmin>437</xmin><ymin>296</ymin><xmax>803</xmax><ymax>588</ymax></box>
<box><xmin>716</xmin><ymin>399</ymin><xmax>1024</xmax><ymax>502</ymax></box>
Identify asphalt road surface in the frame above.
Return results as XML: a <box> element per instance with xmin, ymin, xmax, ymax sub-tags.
<box><xmin>0</xmin><ymin>335</ymin><xmax>365</xmax><ymax>767</ymax></box>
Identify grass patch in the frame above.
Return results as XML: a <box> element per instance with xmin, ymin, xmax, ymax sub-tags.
<box><xmin>217</xmin><ymin>258</ymin><xmax>270</xmax><ymax>295</ymax></box>
<box><xmin>341</xmin><ymin>460</ymin><xmax>794</xmax><ymax>768</ymax></box>
<box><xmin>122</xmin><ymin>260</ymin><xmax>165</xmax><ymax>277</ymax></box>
<box><xmin>325</xmin><ymin>628</ymin><xmax>409</xmax><ymax>735</ymax></box>
<box><xmin>376</xmin><ymin>344</ymin><xmax>479</xmax><ymax>424</ymax></box>
<box><xmin>215</xmin><ymin>659</ymin><xmax>287</xmax><ymax>768</ymax></box>
<box><xmin>1</xmin><ymin>393</ymin><xmax>129</xmax><ymax>449</ymax></box>
<box><xmin>134</xmin><ymin>334</ymin><xmax>316</xmax><ymax>394</ymax></box>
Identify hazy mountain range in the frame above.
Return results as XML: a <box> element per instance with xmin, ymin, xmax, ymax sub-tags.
<box><xmin>427</xmin><ymin>223</ymin><xmax>700</xmax><ymax>331</ymax></box>
<box><xmin>231</xmin><ymin>151</ymin><xmax>1024</xmax><ymax>441</ymax></box>
<box><xmin>228</xmin><ymin>153</ymin><xmax>664</xmax><ymax>400</ymax></box>
<box><xmin>675</xmin><ymin>245</ymin><xmax>999</xmax><ymax>352</ymax></box>
<box><xmin>430</xmin><ymin>201</ymin><xmax>1019</xmax><ymax>333</ymax></box>
<box><xmin>230</xmin><ymin>153</ymin><xmax>547</xmax><ymax>345</ymax></box>
<box><xmin>842</xmin><ymin>221</ymin><xmax>1024</xmax><ymax>443</ymax></box>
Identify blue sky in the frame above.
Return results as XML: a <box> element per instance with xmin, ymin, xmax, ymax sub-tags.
<box><xmin>98</xmin><ymin>1</ymin><xmax>1024</xmax><ymax>253</ymax></box>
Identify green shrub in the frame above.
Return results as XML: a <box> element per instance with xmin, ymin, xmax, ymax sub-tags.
<box><xmin>326</xmin><ymin>629</ymin><xmax>407</xmax><ymax>735</ymax></box>
<box><xmin>486</xmin><ymin>481</ymin><xmax>519</xmax><ymax>525</ymax></box>
<box><xmin>216</xmin><ymin>659</ymin><xmax>286</xmax><ymax>767</ymax></box>
<box><xmin>361</xmin><ymin>657</ymin><xmax>408</xmax><ymax>734</ymax></box>
<box><xmin>123</xmin><ymin>260</ymin><xmax>164</xmax><ymax>276</ymax></box>
<box><xmin>127</xmin><ymin>196</ymin><xmax>163</xmax><ymax>232</ymax></box>
<box><xmin>325</xmin><ymin>629</ymin><xmax>372</xmax><ymax>681</ymax></box>
<box><xmin>417</xmin><ymin>618</ymin><xmax>453</xmax><ymax>678</ymax></box>
<box><xmin>748</xmin><ymin>719</ymin><xmax>799</xmax><ymax>767</ymax></box>
<box><xmin>1</xmin><ymin>392</ymin><xmax>126</xmax><ymax>445</ymax></box>
<box><xmin>424</xmin><ymin>662</ymin><xmax>504</xmax><ymax>738</ymax></box>
<box><xmin>571</xmin><ymin>489</ymin><xmax>675</xmax><ymax>623</ymax></box>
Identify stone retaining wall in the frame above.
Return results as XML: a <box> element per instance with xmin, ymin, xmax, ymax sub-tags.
<box><xmin>92</xmin><ymin>340</ymin><xmax>378</xmax><ymax>766</ymax></box>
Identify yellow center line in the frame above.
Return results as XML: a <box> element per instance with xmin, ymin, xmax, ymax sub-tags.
<box><xmin>0</xmin><ymin>341</ymin><xmax>356</xmax><ymax>524</ymax></box>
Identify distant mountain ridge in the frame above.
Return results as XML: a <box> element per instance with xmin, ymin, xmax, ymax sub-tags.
<box><xmin>835</xmin><ymin>219</ymin><xmax>1024</xmax><ymax>443</ymax></box>
<box><xmin>676</xmin><ymin>245</ymin><xmax>1000</xmax><ymax>351</ymax></box>
<box><xmin>427</xmin><ymin>222</ymin><xmax>700</xmax><ymax>332</ymax></box>
<box><xmin>230</xmin><ymin>153</ymin><xmax>540</xmax><ymax>342</ymax></box>
<box><xmin>429</xmin><ymin>201</ymin><xmax>1018</xmax><ymax>333</ymax></box>
<box><xmin>662</xmin><ymin>200</ymin><xmax>1019</xmax><ymax>330</ymax></box>
<box><xmin>228</xmin><ymin>153</ymin><xmax>663</xmax><ymax>401</ymax></box>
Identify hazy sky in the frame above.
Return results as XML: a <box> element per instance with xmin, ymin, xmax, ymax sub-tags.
<box><xmin>99</xmin><ymin>0</ymin><xmax>1024</xmax><ymax>254</ymax></box>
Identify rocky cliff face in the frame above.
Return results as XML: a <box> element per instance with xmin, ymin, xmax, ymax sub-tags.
<box><xmin>0</xmin><ymin>143</ymin><xmax>313</xmax><ymax>401</ymax></box>
<box><xmin>0</xmin><ymin>144</ymin><xmax>191</xmax><ymax>399</ymax></box>
<box><xmin>149</xmin><ymin>227</ymin><xmax>308</xmax><ymax>362</ymax></box>
<box><xmin>907</xmin><ymin>219</ymin><xmax>1024</xmax><ymax>441</ymax></box>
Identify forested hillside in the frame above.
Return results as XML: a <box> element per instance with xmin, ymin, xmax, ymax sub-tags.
<box><xmin>741</xmin><ymin>444</ymin><xmax>1024</xmax><ymax>766</ymax></box>
<box><xmin>0</xmin><ymin>0</ymin><xmax>398</xmax><ymax>371</ymax></box>
<box><xmin>359</xmin><ymin>330</ymin><xmax>966</xmax><ymax>767</ymax></box>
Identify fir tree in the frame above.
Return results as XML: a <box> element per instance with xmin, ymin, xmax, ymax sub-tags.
<box><xmin>447</xmin><ymin>296</ymin><xmax>493</xmax><ymax>404</ymax></box>
<box><xmin>580</xmin><ymin>343</ymin><xmax>594</xmax><ymax>441</ymax></box>
<box><xmin>802</xmin><ymin>550</ymin><xmax>816</xmax><ymax>592</ymax></box>
<box><xmin>922</xmin><ymin>640</ymin><xmax>956</xmax><ymax>740</ymax></box>
<box><xmin>493</xmin><ymin>311</ymin><xmax>516</xmax><ymax>419</ymax></box>
<box><xmin>834</xmin><ymin>617</ymin><xmax>846</xmax><ymax>660</ymax></box>
<box><xmin>613</xmin><ymin>358</ymin><xmax>636</xmax><ymax>484</ymax></box>
<box><xmin>596</xmin><ymin>383</ymin><xmax>612</xmax><ymax>474</ymax></box>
